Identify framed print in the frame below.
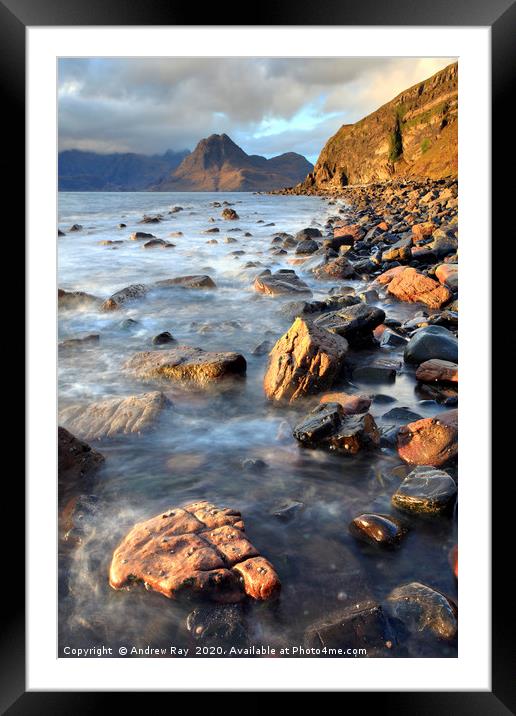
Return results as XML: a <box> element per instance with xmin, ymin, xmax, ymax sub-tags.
<box><xmin>6</xmin><ymin>0</ymin><xmax>510</xmax><ymax>708</ymax></box>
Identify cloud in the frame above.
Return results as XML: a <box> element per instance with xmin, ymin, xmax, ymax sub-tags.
<box><xmin>58</xmin><ymin>57</ymin><xmax>456</xmax><ymax>162</ymax></box>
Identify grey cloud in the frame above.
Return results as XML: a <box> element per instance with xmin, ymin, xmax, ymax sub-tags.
<box><xmin>58</xmin><ymin>57</ymin><xmax>455</xmax><ymax>160</ymax></box>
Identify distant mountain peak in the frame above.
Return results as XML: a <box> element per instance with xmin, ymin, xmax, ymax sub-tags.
<box><xmin>156</xmin><ymin>135</ymin><xmax>313</xmax><ymax>192</ymax></box>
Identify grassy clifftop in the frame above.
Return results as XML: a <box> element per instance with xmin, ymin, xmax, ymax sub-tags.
<box><xmin>300</xmin><ymin>62</ymin><xmax>458</xmax><ymax>190</ymax></box>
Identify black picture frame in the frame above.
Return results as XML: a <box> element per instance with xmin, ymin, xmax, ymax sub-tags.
<box><xmin>7</xmin><ymin>0</ymin><xmax>509</xmax><ymax>709</ymax></box>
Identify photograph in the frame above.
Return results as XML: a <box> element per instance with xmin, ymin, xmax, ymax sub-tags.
<box><xmin>57</xmin><ymin>55</ymin><xmax>460</xmax><ymax>660</ymax></box>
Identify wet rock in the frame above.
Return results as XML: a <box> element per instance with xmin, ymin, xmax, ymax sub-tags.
<box><xmin>224</xmin><ymin>236</ymin><xmax>238</xmax><ymax>243</ymax></box>
<box><xmin>58</xmin><ymin>229</ymin><xmax>65</xmax><ymax>236</ymax></box>
<box><xmin>251</xmin><ymin>339</ymin><xmax>272</xmax><ymax>356</ymax></box>
<box><xmin>380</xmin><ymin>328</ymin><xmax>407</xmax><ymax>348</ymax></box>
<box><xmin>387</xmin><ymin>582</ymin><xmax>457</xmax><ymax>640</ymax></box>
<box><xmin>156</xmin><ymin>275</ymin><xmax>216</xmax><ymax>289</ymax></box>
<box><xmin>295</xmin><ymin>227</ymin><xmax>322</xmax><ymax>242</ymax></box>
<box><xmin>314</xmin><ymin>303</ymin><xmax>385</xmax><ymax>344</ymax></box>
<box><xmin>143</xmin><ymin>239</ymin><xmax>175</xmax><ymax>249</ymax></box>
<box><xmin>109</xmin><ymin>501</ymin><xmax>281</xmax><ymax>602</ymax></box>
<box><xmin>58</xmin><ymin>427</ymin><xmax>104</xmax><ymax>497</ymax></box>
<box><xmin>58</xmin><ymin>288</ymin><xmax>101</xmax><ymax>310</ymax></box>
<box><xmin>186</xmin><ymin>604</ymin><xmax>248</xmax><ymax>644</ymax></box>
<box><xmin>254</xmin><ymin>269</ymin><xmax>311</xmax><ymax>296</ymax></box>
<box><xmin>118</xmin><ymin>223</ymin><xmax>126</xmax><ymax>228</ymax></box>
<box><xmin>404</xmin><ymin>326</ymin><xmax>458</xmax><ymax>364</ymax></box>
<box><xmin>382</xmin><ymin>237</ymin><xmax>412</xmax><ymax>263</ymax></box>
<box><xmin>397</xmin><ymin>409</ymin><xmax>458</xmax><ymax>466</ymax></box>
<box><xmin>391</xmin><ymin>465</ymin><xmax>457</xmax><ymax>515</ymax></box>
<box><xmin>320</xmin><ymin>391</ymin><xmax>371</xmax><ymax>415</ymax></box>
<box><xmin>293</xmin><ymin>403</ymin><xmax>380</xmax><ymax>454</ymax></box>
<box><xmin>272</xmin><ymin>500</ymin><xmax>304</xmax><ymax>522</ymax></box>
<box><xmin>304</xmin><ymin>602</ymin><xmax>395</xmax><ymax>654</ymax></box>
<box><xmin>99</xmin><ymin>239</ymin><xmax>124</xmax><ymax>246</ymax></box>
<box><xmin>139</xmin><ymin>214</ymin><xmax>162</xmax><ymax>224</ymax></box>
<box><xmin>359</xmin><ymin>289</ymin><xmax>379</xmax><ymax>303</ymax></box>
<box><xmin>296</xmin><ymin>239</ymin><xmax>319</xmax><ymax>254</ymax></box>
<box><xmin>60</xmin><ymin>391</ymin><xmax>172</xmax><ymax>440</ymax></box>
<box><xmin>349</xmin><ymin>514</ymin><xmax>406</xmax><ymax>547</ymax></box>
<box><xmin>416</xmin><ymin>359</ymin><xmax>458</xmax><ymax>383</ymax></box>
<box><xmin>59</xmin><ymin>334</ymin><xmax>100</xmax><ymax>350</ymax></box>
<box><xmin>387</xmin><ymin>267</ymin><xmax>452</xmax><ymax>309</ymax></box>
<box><xmin>124</xmin><ymin>346</ymin><xmax>246</xmax><ymax>384</ymax></box>
<box><xmin>152</xmin><ymin>331</ymin><xmax>175</xmax><ymax>345</ymax></box>
<box><xmin>263</xmin><ymin>317</ymin><xmax>348</xmax><ymax>402</ymax></box>
<box><xmin>120</xmin><ymin>318</ymin><xmax>139</xmax><ymax>330</ymax></box>
<box><xmin>352</xmin><ymin>363</ymin><xmax>397</xmax><ymax>384</ymax></box>
<box><xmin>221</xmin><ymin>208</ymin><xmax>239</xmax><ymax>220</ymax></box>
<box><xmin>435</xmin><ymin>263</ymin><xmax>458</xmax><ymax>290</ymax></box>
<box><xmin>416</xmin><ymin>383</ymin><xmax>458</xmax><ymax>406</ymax></box>
<box><xmin>130</xmin><ymin>231</ymin><xmax>155</xmax><ymax>240</ymax></box>
<box><xmin>68</xmin><ymin>224</ymin><xmax>83</xmax><ymax>232</ymax></box>
<box><xmin>313</xmin><ymin>256</ymin><xmax>355</xmax><ymax>280</ymax></box>
<box><xmin>203</xmin><ymin>227</ymin><xmax>220</xmax><ymax>234</ymax></box>
<box><xmin>101</xmin><ymin>283</ymin><xmax>148</xmax><ymax>311</ymax></box>
<box><xmin>381</xmin><ymin>407</ymin><xmax>422</xmax><ymax>423</ymax></box>
<box><xmin>373</xmin><ymin>265</ymin><xmax>406</xmax><ymax>286</ymax></box>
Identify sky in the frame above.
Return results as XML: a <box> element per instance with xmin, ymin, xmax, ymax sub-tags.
<box><xmin>58</xmin><ymin>57</ymin><xmax>456</xmax><ymax>164</ymax></box>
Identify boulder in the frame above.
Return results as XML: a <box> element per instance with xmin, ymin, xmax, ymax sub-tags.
<box><xmin>381</xmin><ymin>237</ymin><xmax>412</xmax><ymax>263</ymax></box>
<box><xmin>391</xmin><ymin>465</ymin><xmax>457</xmax><ymax>514</ymax></box>
<box><xmin>60</xmin><ymin>391</ymin><xmax>172</xmax><ymax>440</ymax></box>
<box><xmin>349</xmin><ymin>514</ymin><xmax>406</xmax><ymax>547</ymax></box>
<box><xmin>58</xmin><ymin>426</ymin><xmax>104</xmax><ymax>496</ymax></box>
<box><xmin>397</xmin><ymin>409</ymin><xmax>458</xmax><ymax>467</ymax></box>
<box><xmin>404</xmin><ymin>325</ymin><xmax>458</xmax><ymax>364</ymax></box>
<box><xmin>124</xmin><ymin>346</ymin><xmax>246</xmax><ymax>384</ymax></box>
<box><xmin>295</xmin><ymin>227</ymin><xmax>322</xmax><ymax>242</ymax></box>
<box><xmin>319</xmin><ymin>391</ymin><xmax>371</xmax><ymax>415</ymax></box>
<box><xmin>387</xmin><ymin>267</ymin><xmax>452</xmax><ymax>309</ymax></box>
<box><xmin>304</xmin><ymin>602</ymin><xmax>394</xmax><ymax>653</ymax></box>
<box><xmin>58</xmin><ymin>288</ymin><xmax>101</xmax><ymax>310</ymax></box>
<box><xmin>313</xmin><ymin>256</ymin><xmax>355</xmax><ymax>280</ymax></box>
<box><xmin>435</xmin><ymin>263</ymin><xmax>458</xmax><ymax>290</ymax></box>
<box><xmin>295</xmin><ymin>239</ymin><xmax>319</xmax><ymax>255</ymax></box>
<box><xmin>254</xmin><ymin>270</ymin><xmax>312</xmax><ymax>296</ymax></box>
<box><xmin>373</xmin><ymin>265</ymin><xmax>405</xmax><ymax>286</ymax></box>
<box><xmin>416</xmin><ymin>359</ymin><xmax>458</xmax><ymax>383</ymax></box>
<box><xmin>152</xmin><ymin>331</ymin><xmax>175</xmax><ymax>345</ymax></box>
<box><xmin>155</xmin><ymin>275</ymin><xmax>216</xmax><ymax>289</ymax></box>
<box><xmin>333</xmin><ymin>223</ymin><xmax>364</xmax><ymax>243</ymax></box>
<box><xmin>411</xmin><ymin>222</ymin><xmax>435</xmax><ymax>240</ymax></box>
<box><xmin>263</xmin><ymin>317</ymin><xmax>348</xmax><ymax>402</ymax></box>
<box><xmin>130</xmin><ymin>231</ymin><xmax>155</xmax><ymax>240</ymax></box>
<box><xmin>186</xmin><ymin>604</ymin><xmax>248</xmax><ymax>645</ymax></box>
<box><xmin>221</xmin><ymin>208</ymin><xmax>239</xmax><ymax>220</ymax></box>
<box><xmin>101</xmin><ymin>284</ymin><xmax>148</xmax><ymax>311</ymax></box>
<box><xmin>293</xmin><ymin>402</ymin><xmax>380</xmax><ymax>454</ymax></box>
<box><xmin>314</xmin><ymin>303</ymin><xmax>385</xmax><ymax>341</ymax></box>
<box><xmin>387</xmin><ymin>582</ymin><xmax>457</xmax><ymax>640</ymax></box>
<box><xmin>109</xmin><ymin>501</ymin><xmax>280</xmax><ymax>602</ymax></box>
<box><xmin>143</xmin><ymin>239</ymin><xmax>174</xmax><ymax>249</ymax></box>
<box><xmin>68</xmin><ymin>224</ymin><xmax>83</xmax><ymax>232</ymax></box>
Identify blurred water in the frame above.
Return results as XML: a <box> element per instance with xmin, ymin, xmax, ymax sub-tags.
<box><xmin>58</xmin><ymin>192</ymin><xmax>457</xmax><ymax>658</ymax></box>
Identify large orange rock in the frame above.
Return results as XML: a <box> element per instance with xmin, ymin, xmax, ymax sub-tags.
<box><xmin>109</xmin><ymin>501</ymin><xmax>280</xmax><ymax>603</ymax></box>
<box><xmin>416</xmin><ymin>359</ymin><xmax>458</xmax><ymax>383</ymax></box>
<box><xmin>397</xmin><ymin>409</ymin><xmax>458</xmax><ymax>466</ymax></box>
<box><xmin>373</xmin><ymin>266</ymin><xmax>405</xmax><ymax>286</ymax></box>
<box><xmin>263</xmin><ymin>317</ymin><xmax>348</xmax><ymax>402</ymax></box>
<box><xmin>387</xmin><ymin>267</ymin><xmax>452</xmax><ymax>309</ymax></box>
<box><xmin>435</xmin><ymin>263</ymin><xmax>458</xmax><ymax>290</ymax></box>
<box><xmin>411</xmin><ymin>222</ymin><xmax>435</xmax><ymax>239</ymax></box>
<box><xmin>124</xmin><ymin>346</ymin><xmax>246</xmax><ymax>384</ymax></box>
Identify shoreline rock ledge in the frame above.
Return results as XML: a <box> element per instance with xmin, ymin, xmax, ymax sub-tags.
<box><xmin>109</xmin><ymin>501</ymin><xmax>281</xmax><ymax>603</ymax></box>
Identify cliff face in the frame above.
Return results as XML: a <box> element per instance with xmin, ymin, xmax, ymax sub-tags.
<box><xmin>156</xmin><ymin>134</ymin><xmax>313</xmax><ymax>191</ymax></box>
<box><xmin>300</xmin><ymin>62</ymin><xmax>457</xmax><ymax>191</ymax></box>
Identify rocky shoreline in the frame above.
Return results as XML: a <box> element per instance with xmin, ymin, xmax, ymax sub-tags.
<box><xmin>59</xmin><ymin>179</ymin><xmax>458</xmax><ymax>657</ymax></box>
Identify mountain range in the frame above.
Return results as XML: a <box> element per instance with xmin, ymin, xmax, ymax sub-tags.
<box><xmin>58</xmin><ymin>136</ymin><xmax>313</xmax><ymax>192</ymax></box>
